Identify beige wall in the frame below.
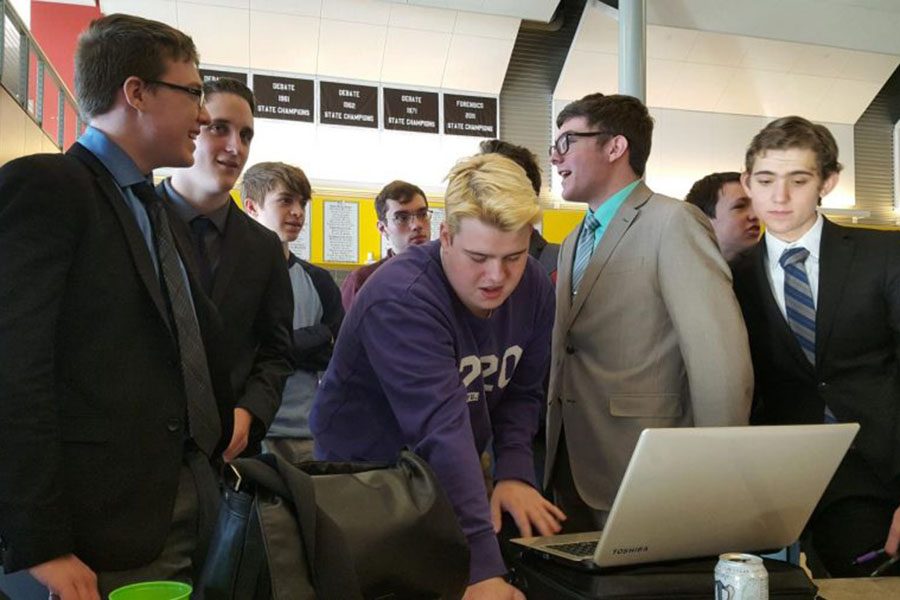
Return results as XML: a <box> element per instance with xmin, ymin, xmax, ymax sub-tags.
<box><xmin>0</xmin><ymin>86</ymin><xmax>60</xmax><ymax>167</ymax></box>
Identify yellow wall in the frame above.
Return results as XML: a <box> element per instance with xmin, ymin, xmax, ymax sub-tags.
<box><xmin>232</xmin><ymin>187</ymin><xmax>585</xmax><ymax>267</ymax></box>
<box><xmin>542</xmin><ymin>208</ymin><xmax>584</xmax><ymax>244</ymax></box>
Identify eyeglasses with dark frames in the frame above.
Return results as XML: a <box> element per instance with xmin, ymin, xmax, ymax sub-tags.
<box><xmin>549</xmin><ymin>130</ymin><xmax>614</xmax><ymax>157</ymax></box>
<box><xmin>144</xmin><ymin>79</ymin><xmax>205</xmax><ymax>106</ymax></box>
<box><xmin>389</xmin><ymin>209</ymin><xmax>433</xmax><ymax>227</ymax></box>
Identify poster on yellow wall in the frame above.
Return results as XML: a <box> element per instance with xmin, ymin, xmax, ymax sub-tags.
<box><xmin>323</xmin><ymin>201</ymin><xmax>358</xmax><ymax>263</ymax></box>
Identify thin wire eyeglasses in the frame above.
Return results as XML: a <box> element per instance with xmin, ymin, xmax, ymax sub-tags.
<box><xmin>549</xmin><ymin>131</ymin><xmax>614</xmax><ymax>157</ymax></box>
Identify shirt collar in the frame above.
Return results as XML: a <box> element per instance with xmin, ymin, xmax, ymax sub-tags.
<box><xmin>77</xmin><ymin>126</ymin><xmax>149</xmax><ymax>188</ymax></box>
<box><xmin>590</xmin><ymin>179</ymin><xmax>640</xmax><ymax>229</ymax></box>
<box><xmin>163</xmin><ymin>178</ymin><xmax>231</xmax><ymax>233</ymax></box>
<box><xmin>765</xmin><ymin>212</ymin><xmax>824</xmax><ymax>266</ymax></box>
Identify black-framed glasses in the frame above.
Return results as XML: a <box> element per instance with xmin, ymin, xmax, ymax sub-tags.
<box><xmin>145</xmin><ymin>79</ymin><xmax>205</xmax><ymax>106</ymax></box>
<box><xmin>390</xmin><ymin>209</ymin><xmax>433</xmax><ymax>227</ymax></box>
<box><xmin>549</xmin><ymin>130</ymin><xmax>614</xmax><ymax>157</ymax></box>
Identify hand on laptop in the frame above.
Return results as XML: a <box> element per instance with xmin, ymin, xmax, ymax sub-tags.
<box><xmin>462</xmin><ymin>577</ymin><xmax>525</xmax><ymax>600</ymax></box>
<box><xmin>884</xmin><ymin>504</ymin><xmax>900</xmax><ymax>555</ymax></box>
<box><xmin>491</xmin><ymin>479</ymin><xmax>566</xmax><ymax>537</ymax></box>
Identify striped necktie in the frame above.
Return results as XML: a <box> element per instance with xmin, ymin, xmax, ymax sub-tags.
<box><xmin>572</xmin><ymin>211</ymin><xmax>600</xmax><ymax>294</ymax></box>
<box><xmin>779</xmin><ymin>247</ymin><xmax>837</xmax><ymax>423</ymax></box>
<box><xmin>779</xmin><ymin>247</ymin><xmax>816</xmax><ymax>365</ymax></box>
<box><xmin>132</xmin><ymin>182</ymin><xmax>222</xmax><ymax>456</ymax></box>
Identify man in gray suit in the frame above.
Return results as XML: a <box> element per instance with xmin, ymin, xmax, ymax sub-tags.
<box><xmin>545</xmin><ymin>93</ymin><xmax>753</xmax><ymax>531</ymax></box>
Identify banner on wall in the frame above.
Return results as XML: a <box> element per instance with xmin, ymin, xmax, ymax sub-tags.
<box><xmin>320</xmin><ymin>81</ymin><xmax>378</xmax><ymax>129</ymax></box>
<box><xmin>200</xmin><ymin>68</ymin><xmax>248</xmax><ymax>85</ymax></box>
<box><xmin>253</xmin><ymin>74</ymin><xmax>314</xmax><ymax>122</ymax></box>
<box><xmin>383</xmin><ymin>88</ymin><xmax>439</xmax><ymax>134</ymax></box>
<box><xmin>443</xmin><ymin>93</ymin><xmax>497</xmax><ymax>137</ymax></box>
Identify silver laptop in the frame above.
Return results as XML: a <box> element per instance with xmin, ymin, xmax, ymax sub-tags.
<box><xmin>513</xmin><ymin>424</ymin><xmax>859</xmax><ymax>568</ymax></box>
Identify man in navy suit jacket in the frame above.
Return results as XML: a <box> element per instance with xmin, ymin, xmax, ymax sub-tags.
<box><xmin>733</xmin><ymin>115</ymin><xmax>900</xmax><ymax>577</ymax></box>
<box><xmin>0</xmin><ymin>14</ymin><xmax>236</xmax><ymax>599</ymax></box>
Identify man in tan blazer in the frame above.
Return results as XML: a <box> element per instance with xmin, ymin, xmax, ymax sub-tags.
<box><xmin>545</xmin><ymin>93</ymin><xmax>753</xmax><ymax>531</ymax></box>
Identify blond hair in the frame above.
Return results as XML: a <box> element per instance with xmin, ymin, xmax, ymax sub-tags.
<box><xmin>443</xmin><ymin>153</ymin><xmax>540</xmax><ymax>235</ymax></box>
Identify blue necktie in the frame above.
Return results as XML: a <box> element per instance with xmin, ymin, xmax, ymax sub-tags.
<box><xmin>571</xmin><ymin>211</ymin><xmax>600</xmax><ymax>294</ymax></box>
<box><xmin>780</xmin><ymin>247</ymin><xmax>815</xmax><ymax>364</ymax></box>
<box><xmin>780</xmin><ymin>247</ymin><xmax>837</xmax><ymax>424</ymax></box>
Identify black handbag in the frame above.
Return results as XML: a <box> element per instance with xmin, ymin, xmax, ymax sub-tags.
<box><xmin>197</xmin><ymin>451</ymin><xmax>470</xmax><ymax>600</ymax></box>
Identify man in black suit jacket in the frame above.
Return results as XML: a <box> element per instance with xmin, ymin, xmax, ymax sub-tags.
<box><xmin>160</xmin><ymin>78</ymin><xmax>293</xmax><ymax>460</ymax></box>
<box><xmin>733</xmin><ymin>115</ymin><xmax>900</xmax><ymax>577</ymax></box>
<box><xmin>0</xmin><ymin>15</ymin><xmax>237</xmax><ymax>599</ymax></box>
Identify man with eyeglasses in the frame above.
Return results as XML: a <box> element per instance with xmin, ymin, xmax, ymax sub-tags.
<box><xmin>341</xmin><ymin>179</ymin><xmax>432</xmax><ymax>310</ymax></box>
<box><xmin>545</xmin><ymin>93</ymin><xmax>752</xmax><ymax>532</ymax></box>
<box><xmin>0</xmin><ymin>14</ymin><xmax>235</xmax><ymax>600</ymax></box>
<box><xmin>158</xmin><ymin>77</ymin><xmax>293</xmax><ymax>462</ymax></box>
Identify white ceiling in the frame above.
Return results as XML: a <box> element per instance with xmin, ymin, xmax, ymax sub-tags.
<box><xmin>647</xmin><ymin>0</ymin><xmax>900</xmax><ymax>57</ymax></box>
<box><xmin>98</xmin><ymin>0</ymin><xmax>523</xmax><ymax>94</ymax></box>
<box><xmin>385</xmin><ymin>0</ymin><xmax>559</xmax><ymax>22</ymax></box>
<box><xmin>71</xmin><ymin>0</ymin><xmax>900</xmax><ymax>124</ymax></box>
<box><xmin>555</xmin><ymin>1</ymin><xmax>900</xmax><ymax>124</ymax></box>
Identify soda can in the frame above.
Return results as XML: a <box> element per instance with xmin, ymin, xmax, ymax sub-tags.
<box><xmin>714</xmin><ymin>553</ymin><xmax>769</xmax><ymax>600</ymax></box>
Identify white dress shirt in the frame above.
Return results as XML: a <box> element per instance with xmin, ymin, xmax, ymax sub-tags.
<box><xmin>764</xmin><ymin>213</ymin><xmax>824</xmax><ymax>319</ymax></box>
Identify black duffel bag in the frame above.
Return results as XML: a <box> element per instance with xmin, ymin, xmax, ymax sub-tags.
<box><xmin>197</xmin><ymin>450</ymin><xmax>469</xmax><ymax>600</ymax></box>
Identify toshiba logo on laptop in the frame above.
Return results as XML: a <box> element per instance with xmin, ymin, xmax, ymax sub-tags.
<box><xmin>611</xmin><ymin>545</ymin><xmax>648</xmax><ymax>556</ymax></box>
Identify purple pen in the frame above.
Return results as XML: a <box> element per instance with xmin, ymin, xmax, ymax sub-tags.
<box><xmin>853</xmin><ymin>548</ymin><xmax>886</xmax><ymax>565</ymax></box>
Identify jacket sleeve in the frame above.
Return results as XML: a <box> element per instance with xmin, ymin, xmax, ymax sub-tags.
<box><xmin>239</xmin><ymin>234</ymin><xmax>294</xmax><ymax>438</ymax></box>
<box><xmin>658</xmin><ymin>203</ymin><xmax>753</xmax><ymax>426</ymax></box>
<box><xmin>293</xmin><ymin>264</ymin><xmax>344</xmax><ymax>372</ymax></box>
<box><xmin>0</xmin><ymin>157</ymin><xmax>82</xmax><ymax>570</ymax></box>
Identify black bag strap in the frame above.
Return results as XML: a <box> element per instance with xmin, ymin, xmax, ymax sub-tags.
<box><xmin>231</xmin><ymin>456</ymin><xmax>363</xmax><ymax>600</ymax></box>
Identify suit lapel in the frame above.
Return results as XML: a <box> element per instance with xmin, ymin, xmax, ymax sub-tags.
<box><xmin>751</xmin><ymin>239</ymin><xmax>815</xmax><ymax>373</ymax></box>
<box><xmin>211</xmin><ymin>202</ymin><xmax>244</xmax><ymax>305</ymax></box>
<box><xmin>68</xmin><ymin>143</ymin><xmax>171</xmax><ymax>332</ymax></box>
<box><xmin>816</xmin><ymin>219</ymin><xmax>854</xmax><ymax>363</ymax></box>
<box><xmin>566</xmin><ymin>182</ymin><xmax>649</xmax><ymax>328</ymax></box>
<box><xmin>555</xmin><ymin>228</ymin><xmax>577</xmax><ymax>326</ymax></box>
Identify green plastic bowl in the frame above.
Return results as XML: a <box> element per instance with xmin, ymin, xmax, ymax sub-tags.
<box><xmin>108</xmin><ymin>581</ymin><xmax>192</xmax><ymax>600</ymax></box>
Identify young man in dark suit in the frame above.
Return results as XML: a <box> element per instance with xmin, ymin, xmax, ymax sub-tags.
<box><xmin>0</xmin><ymin>14</ymin><xmax>237</xmax><ymax>599</ymax></box>
<box><xmin>160</xmin><ymin>78</ymin><xmax>294</xmax><ymax>460</ymax></box>
<box><xmin>733</xmin><ymin>115</ymin><xmax>900</xmax><ymax>577</ymax></box>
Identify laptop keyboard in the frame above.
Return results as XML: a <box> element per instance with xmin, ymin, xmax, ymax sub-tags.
<box><xmin>545</xmin><ymin>540</ymin><xmax>598</xmax><ymax>558</ymax></box>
